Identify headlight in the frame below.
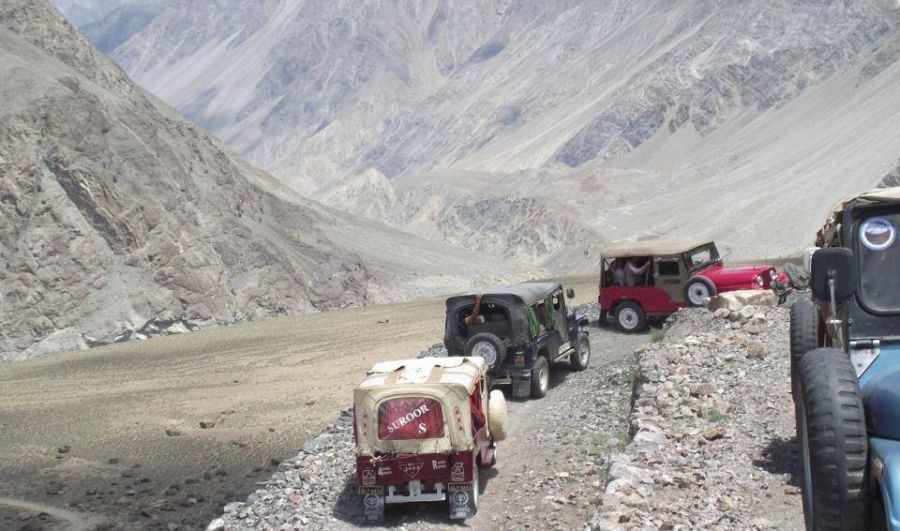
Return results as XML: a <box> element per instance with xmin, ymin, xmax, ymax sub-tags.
<box><xmin>860</xmin><ymin>218</ymin><xmax>896</xmax><ymax>251</ymax></box>
<box><xmin>755</xmin><ymin>275</ymin><xmax>764</xmax><ymax>286</ymax></box>
<box><xmin>769</xmin><ymin>270</ymin><xmax>776</xmax><ymax>279</ymax></box>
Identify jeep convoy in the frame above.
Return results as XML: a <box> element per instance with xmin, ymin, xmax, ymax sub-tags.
<box><xmin>352</xmin><ymin>281</ymin><xmax>587</xmax><ymax>521</ymax></box>
<box><xmin>348</xmin><ymin>188</ymin><xmax>900</xmax><ymax>525</ymax></box>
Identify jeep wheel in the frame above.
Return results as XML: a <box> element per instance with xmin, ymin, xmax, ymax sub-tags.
<box><xmin>530</xmin><ymin>356</ymin><xmax>549</xmax><ymax>398</ymax></box>
<box><xmin>684</xmin><ymin>276</ymin><xmax>717</xmax><ymax>307</ymax></box>
<box><xmin>790</xmin><ymin>296</ymin><xmax>819</xmax><ymax>398</ymax></box>
<box><xmin>465</xmin><ymin>332</ymin><xmax>507</xmax><ymax>370</ymax></box>
<box><xmin>570</xmin><ymin>334</ymin><xmax>590</xmax><ymax>371</ymax></box>
<box><xmin>614</xmin><ymin>302</ymin><xmax>646</xmax><ymax>333</ymax></box>
<box><xmin>797</xmin><ymin>348</ymin><xmax>869</xmax><ymax>531</ymax></box>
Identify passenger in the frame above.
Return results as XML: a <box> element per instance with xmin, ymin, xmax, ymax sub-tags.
<box><xmin>464</xmin><ymin>293</ymin><xmax>485</xmax><ymax>326</ymax></box>
<box><xmin>626</xmin><ymin>257</ymin><xmax>651</xmax><ymax>286</ymax></box>
<box><xmin>611</xmin><ymin>258</ymin><xmax>626</xmax><ymax>286</ymax></box>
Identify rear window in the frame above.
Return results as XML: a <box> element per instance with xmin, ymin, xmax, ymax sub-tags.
<box><xmin>378</xmin><ymin>397</ymin><xmax>445</xmax><ymax>440</ymax></box>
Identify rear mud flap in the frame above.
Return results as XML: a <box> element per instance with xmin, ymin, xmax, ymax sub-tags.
<box><xmin>448</xmin><ymin>483</ymin><xmax>475</xmax><ymax>519</ymax></box>
<box><xmin>360</xmin><ymin>487</ymin><xmax>384</xmax><ymax>522</ymax></box>
<box><xmin>512</xmin><ymin>374</ymin><xmax>531</xmax><ymax>399</ymax></box>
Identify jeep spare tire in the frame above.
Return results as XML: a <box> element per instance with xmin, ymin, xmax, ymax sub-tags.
<box><xmin>614</xmin><ymin>301</ymin><xmax>646</xmax><ymax>333</ymax></box>
<box><xmin>465</xmin><ymin>333</ymin><xmax>506</xmax><ymax>369</ymax></box>
<box><xmin>487</xmin><ymin>389</ymin><xmax>508</xmax><ymax>441</ymax></box>
<box><xmin>685</xmin><ymin>276</ymin><xmax>717</xmax><ymax>307</ymax></box>
<box><xmin>797</xmin><ymin>348</ymin><xmax>869</xmax><ymax>531</ymax></box>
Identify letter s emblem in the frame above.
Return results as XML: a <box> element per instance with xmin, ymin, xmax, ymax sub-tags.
<box><xmin>418</xmin><ymin>423</ymin><xmax>427</xmax><ymax>434</ymax></box>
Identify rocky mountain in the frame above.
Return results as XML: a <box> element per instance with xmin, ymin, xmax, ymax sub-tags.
<box><xmin>50</xmin><ymin>0</ymin><xmax>131</xmax><ymax>27</ymax></box>
<box><xmin>0</xmin><ymin>0</ymin><xmax>531</xmax><ymax>360</ymax></box>
<box><xmin>64</xmin><ymin>0</ymin><xmax>900</xmax><ymax>262</ymax></box>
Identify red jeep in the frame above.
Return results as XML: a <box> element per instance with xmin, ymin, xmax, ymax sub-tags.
<box><xmin>598</xmin><ymin>240</ymin><xmax>788</xmax><ymax>332</ymax></box>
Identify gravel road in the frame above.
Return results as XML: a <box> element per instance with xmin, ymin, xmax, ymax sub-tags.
<box><xmin>212</xmin><ymin>316</ymin><xmax>647</xmax><ymax>530</ymax></box>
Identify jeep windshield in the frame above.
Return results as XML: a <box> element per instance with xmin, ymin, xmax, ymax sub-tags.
<box><xmin>683</xmin><ymin>244</ymin><xmax>720</xmax><ymax>273</ymax></box>
<box><xmin>856</xmin><ymin>211</ymin><xmax>900</xmax><ymax>313</ymax></box>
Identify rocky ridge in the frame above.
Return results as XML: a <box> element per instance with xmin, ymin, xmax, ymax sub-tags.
<box><xmin>589</xmin><ymin>300</ymin><xmax>802</xmax><ymax>530</ymax></box>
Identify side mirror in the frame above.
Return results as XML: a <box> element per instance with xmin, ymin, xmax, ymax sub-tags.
<box><xmin>802</xmin><ymin>247</ymin><xmax>818</xmax><ymax>275</ymax></box>
<box><xmin>810</xmin><ymin>247</ymin><xmax>857</xmax><ymax>303</ymax></box>
<box><xmin>566</xmin><ymin>288</ymin><xmax>575</xmax><ymax>299</ymax></box>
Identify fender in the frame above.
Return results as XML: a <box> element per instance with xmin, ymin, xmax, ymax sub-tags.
<box><xmin>869</xmin><ymin>437</ymin><xmax>900</xmax><ymax>530</ymax></box>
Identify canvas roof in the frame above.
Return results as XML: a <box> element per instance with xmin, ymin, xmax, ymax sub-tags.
<box><xmin>599</xmin><ymin>240</ymin><xmax>712</xmax><ymax>259</ymax></box>
<box><xmin>450</xmin><ymin>281</ymin><xmax>562</xmax><ymax>306</ymax></box>
<box><xmin>816</xmin><ymin>187</ymin><xmax>900</xmax><ymax>246</ymax></box>
<box><xmin>357</xmin><ymin>356</ymin><xmax>485</xmax><ymax>394</ymax></box>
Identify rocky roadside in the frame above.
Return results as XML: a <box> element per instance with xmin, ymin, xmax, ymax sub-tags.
<box><xmin>209</xmin><ymin>306</ymin><xmax>641</xmax><ymax>530</ymax></box>
<box><xmin>589</xmin><ymin>301</ymin><xmax>803</xmax><ymax>530</ymax></box>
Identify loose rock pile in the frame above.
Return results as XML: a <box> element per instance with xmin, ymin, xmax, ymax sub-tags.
<box><xmin>588</xmin><ymin>302</ymin><xmax>803</xmax><ymax>530</ymax></box>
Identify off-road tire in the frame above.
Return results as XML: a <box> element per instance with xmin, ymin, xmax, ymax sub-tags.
<box><xmin>684</xmin><ymin>276</ymin><xmax>717</xmax><ymax>307</ymax></box>
<box><xmin>614</xmin><ymin>301</ymin><xmax>646</xmax><ymax>333</ymax></box>
<box><xmin>530</xmin><ymin>356</ymin><xmax>549</xmax><ymax>399</ymax></box>
<box><xmin>487</xmin><ymin>389</ymin><xmax>508</xmax><ymax>441</ymax></box>
<box><xmin>790</xmin><ymin>296</ymin><xmax>819</xmax><ymax>397</ymax></box>
<box><xmin>465</xmin><ymin>332</ymin><xmax>507</xmax><ymax>370</ymax></box>
<box><xmin>570</xmin><ymin>333</ymin><xmax>590</xmax><ymax>371</ymax></box>
<box><xmin>797</xmin><ymin>347</ymin><xmax>869</xmax><ymax>531</ymax></box>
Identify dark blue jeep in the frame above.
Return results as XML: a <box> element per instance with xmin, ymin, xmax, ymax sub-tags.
<box><xmin>444</xmin><ymin>282</ymin><xmax>590</xmax><ymax>399</ymax></box>
<box><xmin>790</xmin><ymin>187</ymin><xmax>900</xmax><ymax>531</ymax></box>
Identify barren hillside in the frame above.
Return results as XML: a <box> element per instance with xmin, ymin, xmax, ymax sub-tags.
<box><xmin>65</xmin><ymin>0</ymin><xmax>900</xmax><ymax>263</ymax></box>
<box><xmin>0</xmin><ymin>0</ymin><xmax>534</xmax><ymax>360</ymax></box>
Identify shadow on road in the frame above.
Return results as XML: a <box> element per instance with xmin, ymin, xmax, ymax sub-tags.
<box><xmin>753</xmin><ymin>436</ymin><xmax>800</xmax><ymax>486</ymax></box>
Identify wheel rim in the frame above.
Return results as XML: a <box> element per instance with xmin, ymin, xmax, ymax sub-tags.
<box><xmin>578</xmin><ymin>341</ymin><xmax>590</xmax><ymax>365</ymax></box>
<box><xmin>471</xmin><ymin>341</ymin><xmax>498</xmax><ymax>367</ymax></box>
<box><xmin>688</xmin><ymin>283</ymin><xmax>710</xmax><ymax>305</ymax></box>
<box><xmin>800</xmin><ymin>399</ymin><xmax>814</xmax><ymax>529</ymax></box>
<box><xmin>619</xmin><ymin>308</ymin><xmax>638</xmax><ymax>329</ymax></box>
<box><xmin>539</xmin><ymin>362</ymin><xmax>549</xmax><ymax>392</ymax></box>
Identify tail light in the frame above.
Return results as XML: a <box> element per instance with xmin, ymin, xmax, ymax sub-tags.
<box><xmin>378</xmin><ymin>397</ymin><xmax>444</xmax><ymax>440</ymax></box>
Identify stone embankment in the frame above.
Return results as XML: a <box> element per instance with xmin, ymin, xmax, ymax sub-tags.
<box><xmin>589</xmin><ymin>291</ymin><xmax>803</xmax><ymax>530</ymax></box>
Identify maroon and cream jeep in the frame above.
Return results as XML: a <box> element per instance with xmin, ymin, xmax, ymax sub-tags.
<box><xmin>353</xmin><ymin>357</ymin><xmax>507</xmax><ymax>521</ymax></box>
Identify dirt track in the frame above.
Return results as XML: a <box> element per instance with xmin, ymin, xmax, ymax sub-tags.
<box><xmin>0</xmin><ymin>277</ymin><xmax>601</xmax><ymax>530</ymax></box>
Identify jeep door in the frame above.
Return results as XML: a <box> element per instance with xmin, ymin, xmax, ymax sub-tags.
<box><xmin>537</xmin><ymin>296</ymin><xmax>566</xmax><ymax>362</ymax></box>
<box><xmin>551</xmin><ymin>290</ymin><xmax>577</xmax><ymax>352</ymax></box>
<box><xmin>654</xmin><ymin>256</ymin><xmax>688</xmax><ymax>305</ymax></box>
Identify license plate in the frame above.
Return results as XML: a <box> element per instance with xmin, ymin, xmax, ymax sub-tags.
<box><xmin>359</xmin><ymin>487</ymin><xmax>383</xmax><ymax>495</ymax></box>
<box><xmin>448</xmin><ymin>483</ymin><xmax>473</xmax><ymax>493</ymax></box>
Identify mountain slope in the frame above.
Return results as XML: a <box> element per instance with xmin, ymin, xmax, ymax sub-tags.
<box><xmin>65</xmin><ymin>0</ymin><xmax>900</xmax><ymax>259</ymax></box>
<box><xmin>0</xmin><ymin>0</ymin><xmax>532</xmax><ymax>361</ymax></box>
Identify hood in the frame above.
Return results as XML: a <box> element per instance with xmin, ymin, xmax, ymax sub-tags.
<box><xmin>863</xmin><ymin>359</ymin><xmax>900</xmax><ymax>441</ymax></box>
<box><xmin>695</xmin><ymin>262</ymin><xmax>773</xmax><ymax>282</ymax></box>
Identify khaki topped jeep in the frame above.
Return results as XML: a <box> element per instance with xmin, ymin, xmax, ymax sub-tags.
<box><xmin>353</xmin><ymin>357</ymin><xmax>507</xmax><ymax>522</ymax></box>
